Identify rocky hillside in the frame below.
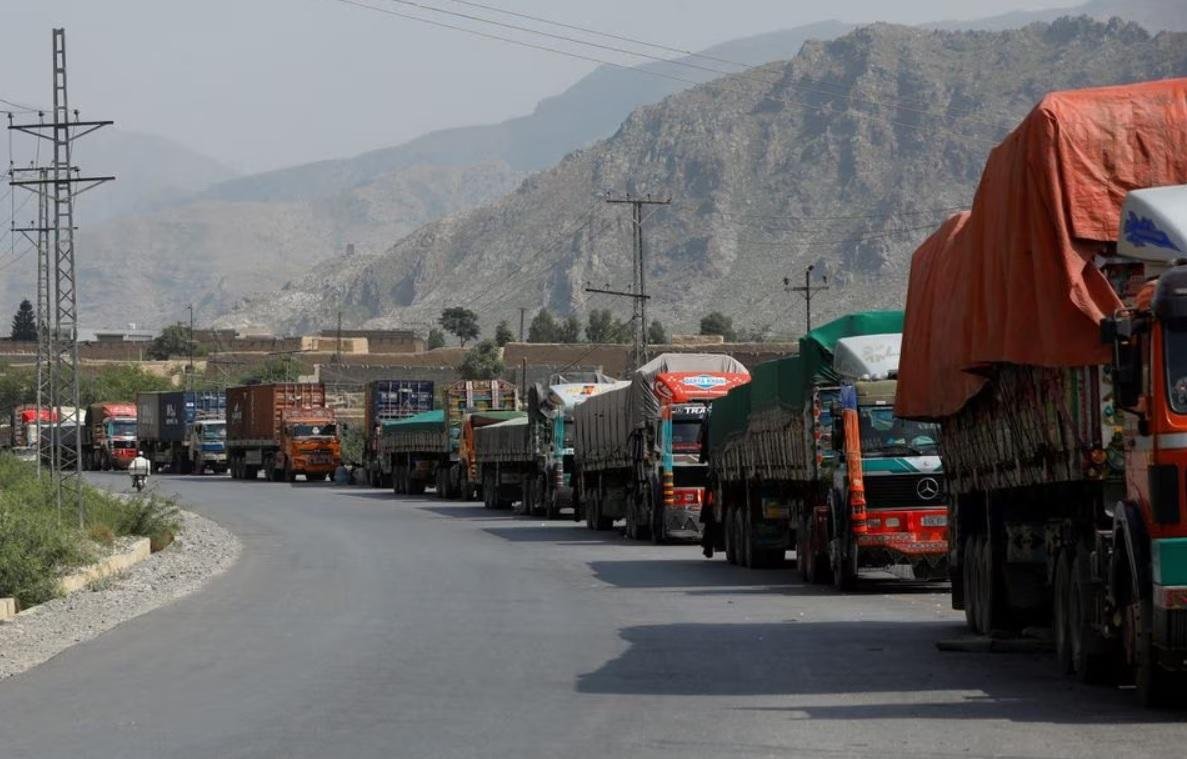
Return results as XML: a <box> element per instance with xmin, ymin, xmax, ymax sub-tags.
<box><xmin>70</xmin><ymin>161</ymin><xmax>521</xmax><ymax>328</ymax></box>
<box><xmin>218</xmin><ymin>18</ymin><xmax>1187</xmax><ymax>337</ymax></box>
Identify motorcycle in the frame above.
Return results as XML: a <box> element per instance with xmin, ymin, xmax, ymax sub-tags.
<box><xmin>129</xmin><ymin>453</ymin><xmax>150</xmax><ymax>493</ymax></box>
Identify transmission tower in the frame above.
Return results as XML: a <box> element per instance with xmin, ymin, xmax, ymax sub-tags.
<box><xmin>8</xmin><ymin>28</ymin><xmax>114</xmax><ymax>525</ymax></box>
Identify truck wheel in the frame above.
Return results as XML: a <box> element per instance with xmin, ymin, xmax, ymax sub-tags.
<box><xmin>1070</xmin><ymin>547</ymin><xmax>1112</xmax><ymax>684</ymax></box>
<box><xmin>962</xmin><ymin>537</ymin><xmax>979</xmax><ymax>632</ymax></box>
<box><xmin>285</xmin><ymin>465</ymin><xmax>296</xmax><ymax>483</ymax></box>
<box><xmin>1053</xmin><ymin>548</ymin><xmax>1074</xmax><ymax>674</ymax></box>
<box><xmin>725</xmin><ymin>508</ymin><xmax>738</xmax><ymax>565</ymax></box>
<box><xmin>1134</xmin><ymin>599</ymin><xmax>1172</xmax><ymax>707</ymax></box>
<box><xmin>409</xmin><ymin>478</ymin><xmax>425</xmax><ymax>495</ymax></box>
<box><xmin>545</xmin><ymin>480</ymin><xmax>559</xmax><ymax>521</ymax></box>
<box><xmin>831</xmin><ymin>536</ymin><xmax>856</xmax><ymax>591</ymax></box>
<box><xmin>650</xmin><ymin>501</ymin><xmax>665</xmax><ymax>545</ymax></box>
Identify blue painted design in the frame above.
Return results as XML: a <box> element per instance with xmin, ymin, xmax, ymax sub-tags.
<box><xmin>1124</xmin><ymin>211</ymin><xmax>1182</xmax><ymax>252</ymax></box>
<box><xmin>839</xmin><ymin>384</ymin><xmax>858</xmax><ymax>411</ymax></box>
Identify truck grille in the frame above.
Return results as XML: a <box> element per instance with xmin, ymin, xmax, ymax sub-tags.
<box><xmin>863</xmin><ymin>474</ymin><xmax>946</xmax><ymax>508</ymax></box>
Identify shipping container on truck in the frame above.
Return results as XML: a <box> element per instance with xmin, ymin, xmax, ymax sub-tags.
<box><xmin>226</xmin><ymin>383</ymin><xmax>340</xmax><ymax>482</ymax></box>
<box><xmin>83</xmin><ymin>402</ymin><xmax>138</xmax><ymax>471</ymax></box>
<box><xmin>705</xmin><ymin>313</ymin><xmax>948</xmax><ymax>582</ymax></box>
<box><xmin>136</xmin><ymin>391</ymin><xmax>227</xmax><ymax>474</ymax></box>
<box><xmin>363</xmin><ymin>380</ymin><xmax>434</xmax><ymax>487</ymax></box>
<box><xmin>896</xmin><ymin>79</ymin><xmax>1187</xmax><ymax>705</ymax></box>
<box><xmin>573</xmin><ymin>354</ymin><xmax>750</xmax><ymax>542</ymax></box>
<box><xmin>472</xmin><ymin>373</ymin><xmax>626</xmax><ymax>517</ymax></box>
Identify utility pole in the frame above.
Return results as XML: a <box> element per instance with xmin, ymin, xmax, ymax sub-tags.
<box><xmin>518</xmin><ymin>307</ymin><xmax>526</xmax><ymax>343</ymax></box>
<box><xmin>784</xmin><ymin>264</ymin><xmax>829</xmax><ymax>334</ymax></box>
<box><xmin>335</xmin><ymin>307</ymin><xmax>343</xmax><ymax>365</ymax></box>
<box><xmin>186</xmin><ymin>304</ymin><xmax>195</xmax><ymax>393</ymax></box>
<box><xmin>599</xmin><ymin>192</ymin><xmax>670</xmax><ymax>368</ymax></box>
<box><xmin>9</xmin><ymin>29</ymin><xmax>114</xmax><ymax>526</ymax></box>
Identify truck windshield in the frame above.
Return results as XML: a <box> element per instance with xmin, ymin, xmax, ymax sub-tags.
<box><xmin>858</xmin><ymin>406</ymin><xmax>939</xmax><ymax>456</ymax></box>
<box><xmin>1166</xmin><ymin>324</ymin><xmax>1187</xmax><ymax>414</ymax></box>
<box><xmin>672</xmin><ymin>420</ymin><xmax>703</xmax><ymax>452</ymax></box>
<box><xmin>110</xmin><ymin>420</ymin><xmax>136</xmax><ymax>437</ymax></box>
<box><xmin>290</xmin><ymin>423</ymin><xmax>336</xmax><ymax>438</ymax></box>
<box><xmin>201</xmin><ymin>425</ymin><xmax>226</xmax><ymax>440</ymax></box>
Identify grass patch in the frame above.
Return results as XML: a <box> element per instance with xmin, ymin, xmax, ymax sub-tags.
<box><xmin>0</xmin><ymin>455</ymin><xmax>182</xmax><ymax>607</ymax></box>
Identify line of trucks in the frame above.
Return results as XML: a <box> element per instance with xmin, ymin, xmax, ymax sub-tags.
<box><xmin>373</xmin><ymin>331</ymin><xmax>948</xmax><ymax>586</ymax></box>
<box><xmin>368</xmin><ymin>78</ymin><xmax>1187</xmax><ymax>707</ymax></box>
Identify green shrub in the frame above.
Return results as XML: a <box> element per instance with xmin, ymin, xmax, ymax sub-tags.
<box><xmin>0</xmin><ymin>455</ymin><xmax>182</xmax><ymax>606</ymax></box>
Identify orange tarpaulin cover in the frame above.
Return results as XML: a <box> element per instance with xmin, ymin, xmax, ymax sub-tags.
<box><xmin>897</xmin><ymin>79</ymin><xmax>1187</xmax><ymax>419</ymax></box>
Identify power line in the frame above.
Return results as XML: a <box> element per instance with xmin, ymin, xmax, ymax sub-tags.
<box><xmin>447</xmin><ymin>0</ymin><xmax>747</xmax><ymax>68</ymax></box>
<box><xmin>681</xmin><ymin>204</ymin><xmax>969</xmax><ymax>222</ymax></box>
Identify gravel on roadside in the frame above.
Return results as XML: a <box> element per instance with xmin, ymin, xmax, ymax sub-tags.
<box><xmin>0</xmin><ymin>508</ymin><xmax>241</xmax><ymax>679</ymax></box>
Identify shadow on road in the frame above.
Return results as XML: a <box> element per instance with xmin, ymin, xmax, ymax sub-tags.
<box><xmin>575</xmin><ymin>620</ymin><xmax>1182</xmax><ymax>723</ymax></box>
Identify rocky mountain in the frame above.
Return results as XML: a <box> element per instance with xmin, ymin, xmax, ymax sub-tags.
<box><xmin>69</xmin><ymin>161</ymin><xmax>521</xmax><ymax>328</ymax></box>
<box><xmin>74</xmin><ymin>129</ymin><xmax>239</xmax><ymax>223</ymax></box>
<box><xmin>217</xmin><ymin>18</ymin><xmax>1187</xmax><ymax>338</ymax></box>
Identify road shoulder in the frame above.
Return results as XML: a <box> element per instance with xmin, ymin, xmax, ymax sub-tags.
<box><xmin>0</xmin><ymin>508</ymin><xmax>241</xmax><ymax>680</ymax></box>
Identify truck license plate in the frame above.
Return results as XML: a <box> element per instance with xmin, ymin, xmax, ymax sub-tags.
<box><xmin>921</xmin><ymin>515</ymin><xmax>947</xmax><ymax>527</ymax></box>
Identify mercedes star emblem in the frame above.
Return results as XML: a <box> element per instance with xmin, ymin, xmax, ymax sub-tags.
<box><xmin>916</xmin><ymin>477</ymin><xmax>940</xmax><ymax>500</ymax></box>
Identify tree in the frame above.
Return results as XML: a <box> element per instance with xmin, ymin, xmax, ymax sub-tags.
<box><xmin>494</xmin><ymin>320</ymin><xmax>514</xmax><ymax>347</ymax></box>
<box><xmin>586</xmin><ymin>309</ymin><xmax>631</xmax><ymax>344</ymax></box>
<box><xmin>699</xmin><ymin>311</ymin><xmax>736</xmax><ymax>342</ymax></box>
<box><xmin>439</xmin><ymin>307</ymin><xmax>480</xmax><ymax>347</ymax></box>
<box><xmin>528</xmin><ymin>309</ymin><xmax>558</xmax><ymax>343</ymax></box>
<box><xmin>426</xmin><ymin>328</ymin><xmax>447</xmax><ymax>350</ymax></box>
<box><xmin>647</xmin><ymin>319</ymin><xmax>668</xmax><ymax>345</ymax></box>
<box><xmin>557</xmin><ymin>315</ymin><xmax>581</xmax><ymax>344</ymax></box>
<box><xmin>459</xmin><ymin>340</ymin><xmax>505</xmax><ymax>380</ymax></box>
<box><xmin>146</xmin><ymin>323</ymin><xmax>203</xmax><ymax>360</ymax></box>
<box><xmin>10</xmin><ymin>299</ymin><xmax>36</xmax><ymax>341</ymax></box>
<box><xmin>80</xmin><ymin>365</ymin><xmax>172</xmax><ymax>408</ymax></box>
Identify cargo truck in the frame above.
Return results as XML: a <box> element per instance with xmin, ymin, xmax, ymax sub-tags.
<box><xmin>136</xmin><ymin>391</ymin><xmax>227</xmax><ymax>474</ymax></box>
<box><xmin>226</xmin><ymin>383</ymin><xmax>340</xmax><ymax>482</ymax></box>
<box><xmin>573</xmin><ymin>354</ymin><xmax>750</xmax><ymax>542</ymax></box>
<box><xmin>897</xmin><ymin>79</ymin><xmax>1187</xmax><ymax>704</ymax></box>
<box><xmin>83</xmin><ymin>402</ymin><xmax>138</xmax><ymax>471</ymax></box>
<box><xmin>705</xmin><ymin>314</ymin><xmax>948</xmax><ymax>583</ymax></box>
<box><xmin>381</xmin><ymin>380</ymin><xmax>519</xmax><ymax>497</ymax></box>
<box><xmin>362</xmin><ymin>380</ymin><xmax>434</xmax><ymax>487</ymax></box>
<box><xmin>7</xmin><ymin>405</ymin><xmax>58</xmax><ymax>450</ymax></box>
<box><xmin>473</xmin><ymin>373</ymin><xmax>626</xmax><ymax>517</ymax></box>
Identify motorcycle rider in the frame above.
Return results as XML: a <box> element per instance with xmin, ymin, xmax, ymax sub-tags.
<box><xmin>129</xmin><ymin>450</ymin><xmax>151</xmax><ymax>491</ymax></box>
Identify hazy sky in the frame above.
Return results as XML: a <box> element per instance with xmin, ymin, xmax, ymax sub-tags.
<box><xmin>1</xmin><ymin>0</ymin><xmax>1075</xmax><ymax>173</ymax></box>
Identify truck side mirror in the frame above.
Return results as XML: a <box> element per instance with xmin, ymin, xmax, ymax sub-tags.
<box><xmin>1103</xmin><ymin>315</ymin><xmax>1143</xmax><ymax>411</ymax></box>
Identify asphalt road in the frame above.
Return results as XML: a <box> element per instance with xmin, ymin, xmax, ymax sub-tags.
<box><xmin>1</xmin><ymin>474</ymin><xmax>1186</xmax><ymax>758</ymax></box>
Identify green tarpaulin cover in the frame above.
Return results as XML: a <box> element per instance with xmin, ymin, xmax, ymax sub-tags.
<box><xmin>382</xmin><ymin>409</ymin><xmax>445</xmax><ymax>433</ymax></box>
<box><xmin>707</xmin><ymin>311</ymin><xmax>903</xmax><ymax>453</ymax></box>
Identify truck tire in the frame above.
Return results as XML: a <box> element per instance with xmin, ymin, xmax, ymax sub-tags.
<box><xmin>1135</xmin><ymin>598</ymin><xmax>1172</xmax><ymax>707</ymax></box>
<box><xmin>962</xmin><ymin>537</ymin><xmax>978</xmax><ymax>632</ymax></box>
<box><xmin>409</xmin><ymin>478</ymin><xmax>425</xmax><ymax>495</ymax></box>
<box><xmin>285</xmin><ymin>465</ymin><xmax>296</xmax><ymax>483</ymax></box>
<box><xmin>1053</xmin><ymin>548</ymin><xmax>1074</xmax><ymax>674</ymax></box>
<box><xmin>1070</xmin><ymin>547</ymin><xmax>1112</xmax><ymax>684</ymax></box>
<box><xmin>725</xmin><ymin>507</ymin><xmax>738</xmax><ymax>565</ymax></box>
